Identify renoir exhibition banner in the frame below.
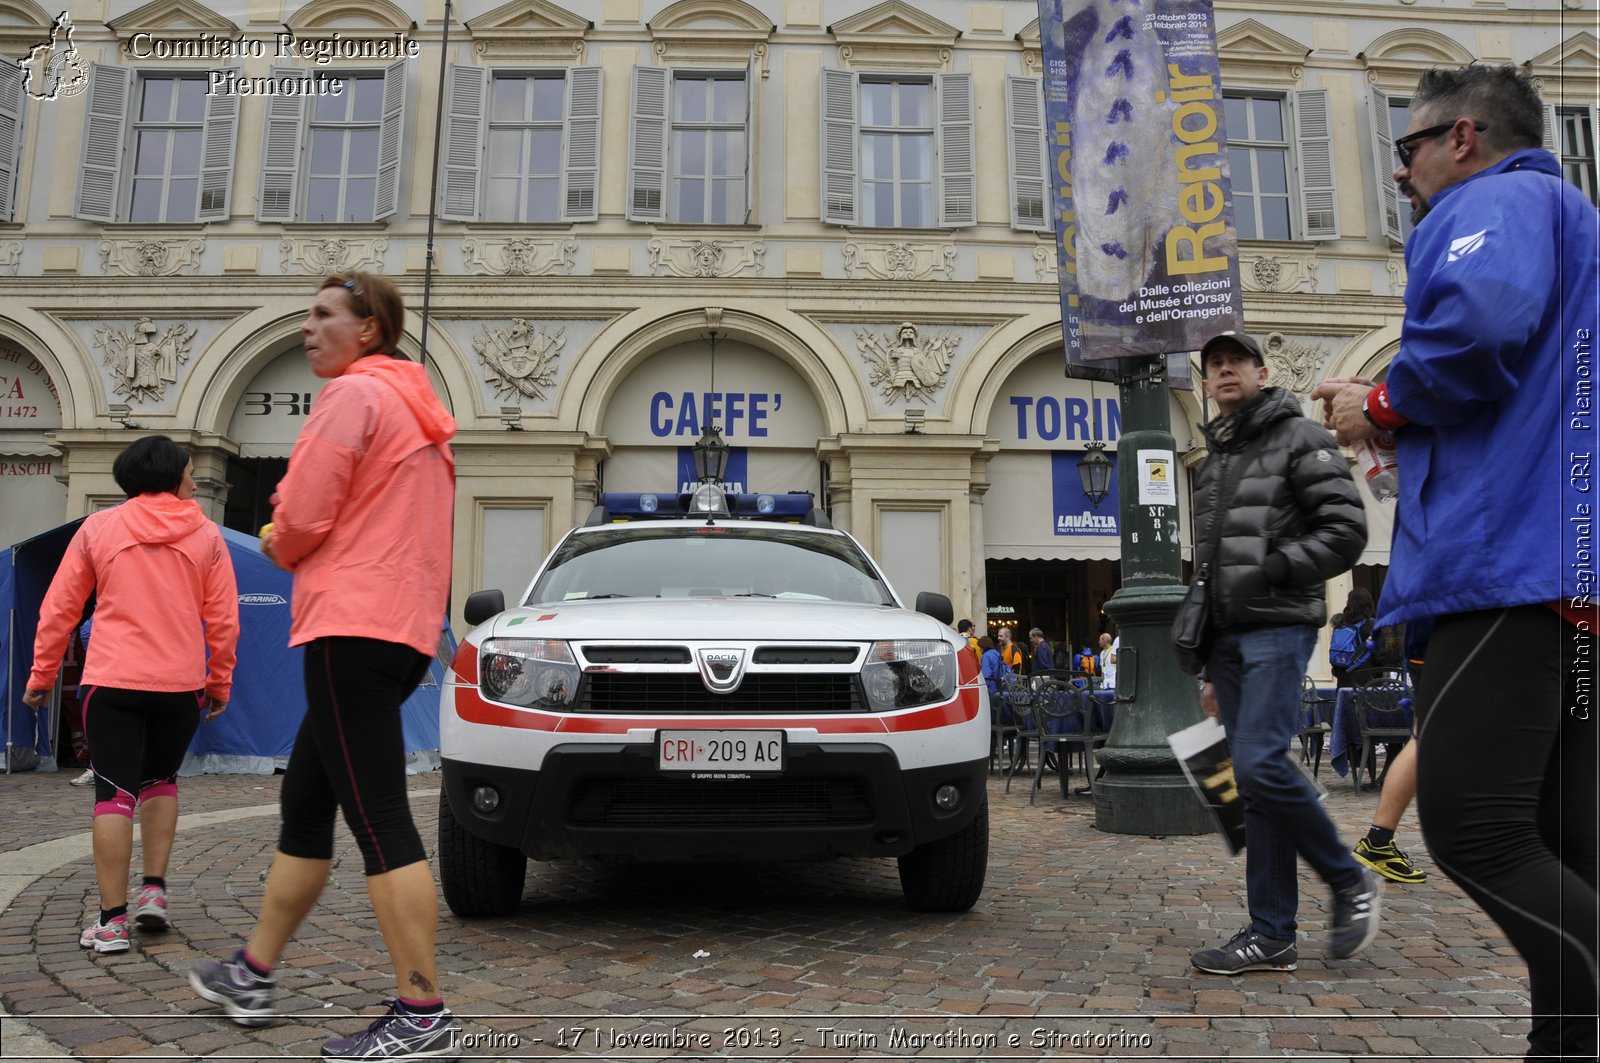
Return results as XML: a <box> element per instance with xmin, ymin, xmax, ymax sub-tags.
<box><xmin>1036</xmin><ymin>0</ymin><xmax>1244</xmax><ymax>363</ymax></box>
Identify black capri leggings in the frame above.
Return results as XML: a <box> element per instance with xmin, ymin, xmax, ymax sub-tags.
<box><xmin>1415</xmin><ymin>605</ymin><xmax>1598</xmax><ymax>1063</ymax></box>
<box><xmin>277</xmin><ymin>637</ymin><xmax>431</xmax><ymax>876</ymax></box>
<box><xmin>81</xmin><ymin>685</ymin><xmax>203</xmax><ymax>815</ymax></box>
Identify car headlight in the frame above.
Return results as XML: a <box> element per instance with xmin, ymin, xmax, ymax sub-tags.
<box><xmin>861</xmin><ymin>640</ymin><xmax>957</xmax><ymax>711</ymax></box>
<box><xmin>479</xmin><ymin>638</ymin><xmax>579</xmax><ymax>709</ymax></box>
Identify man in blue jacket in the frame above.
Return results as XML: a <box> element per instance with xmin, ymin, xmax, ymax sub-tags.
<box><xmin>1313</xmin><ymin>64</ymin><xmax>1597</xmax><ymax>1063</ymax></box>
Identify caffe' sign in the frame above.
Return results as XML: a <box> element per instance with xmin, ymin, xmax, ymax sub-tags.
<box><xmin>0</xmin><ymin>345</ymin><xmax>62</xmax><ymax>430</ymax></box>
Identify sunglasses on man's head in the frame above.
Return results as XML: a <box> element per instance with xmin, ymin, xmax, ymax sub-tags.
<box><xmin>1395</xmin><ymin>120</ymin><xmax>1487</xmax><ymax>167</ymax></box>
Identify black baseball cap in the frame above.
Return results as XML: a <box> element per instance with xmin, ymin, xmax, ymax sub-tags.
<box><xmin>1199</xmin><ymin>331</ymin><xmax>1265</xmax><ymax>367</ymax></box>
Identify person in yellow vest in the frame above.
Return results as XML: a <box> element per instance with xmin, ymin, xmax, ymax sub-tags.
<box><xmin>956</xmin><ymin>619</ymin><xmax>980</xmax><ymax>668</ymax></box>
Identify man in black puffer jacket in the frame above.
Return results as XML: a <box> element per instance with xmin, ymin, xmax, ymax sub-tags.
<box><xmin>1188</xmin><ymin>331</ymin><xmax>1378</xmax><ymax>977</ymax></box>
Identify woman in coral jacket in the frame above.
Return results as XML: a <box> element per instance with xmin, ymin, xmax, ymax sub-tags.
<box><xmin>189</xmin><ymin>272</ymin><xmax>459</xmax><ymax>1062</ymax></box>
<box><xmin>24</xmin><ymin>435</ymin><xmax>239</xmax><ymax>954</ymax></box>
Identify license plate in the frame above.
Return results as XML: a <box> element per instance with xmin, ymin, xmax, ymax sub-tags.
<box><xmin>657</xmin><ymin>730</ymin><xmax>784</xmax><ymax>773</ymax></box>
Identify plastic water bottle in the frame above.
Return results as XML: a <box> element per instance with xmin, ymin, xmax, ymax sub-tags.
<box><xmin>1353</xmin><ymin>432</ymin><xmax>1399</xmax><ymax>502</ymax></box>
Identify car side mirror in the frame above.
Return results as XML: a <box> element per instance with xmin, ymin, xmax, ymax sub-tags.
<box><xmin>464</xmin><ymin>589</ymin><xmax>506</xmax><ymax>626</ymax></box>
<box><xmin>914</xmin><ymin>591</ymin><xmax>953</xmax><ymax>625</ymax></box>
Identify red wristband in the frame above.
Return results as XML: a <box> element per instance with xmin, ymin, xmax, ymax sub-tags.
<box><xmin>1364</xmin><ymin>383</ymin><xmax>1409</xmax><ymax>431</ymax></box>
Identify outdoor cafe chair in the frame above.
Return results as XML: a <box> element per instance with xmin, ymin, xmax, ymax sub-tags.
<box><xmin>1352</xmin><ymin>675</ymin><xmax>1413</xmax><ymax>793</ymax></box>
<box><xmin>1298</xmin><ymin>675</ymin><xmax>1335</xmax><ymax>778</ymax></box>
<box><xmin>993</xmin><ymin>672</ymin><xmax>1033</xmax><ymax>775</ymax></box>
<box><xmin>1003</xmin><ymin>678</ymin><xmax>1050</xmax><ymax>802</ymax></box>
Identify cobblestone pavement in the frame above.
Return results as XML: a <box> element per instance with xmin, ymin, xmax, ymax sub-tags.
<box><xmin>0</xmin><ymin>765</ymin><xmax>1533</xmax><ymax>1061</ymax></box>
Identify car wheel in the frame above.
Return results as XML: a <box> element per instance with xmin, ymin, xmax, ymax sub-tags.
<box><xmin>896</xmin><ymin>797</ymin><xmax>988</xmax><ymax>912</ymax></box>
<box><xmin>438</xmin><ymin>790</ymin><xmax>527</xmax><ymax>917</ymax></box>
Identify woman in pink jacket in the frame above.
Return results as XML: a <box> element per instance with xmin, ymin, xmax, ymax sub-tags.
<box><xmin>25</xmin><ymin>435</ymin><xmax>239</xmax><ymax>954</ymax></box>
<box><xmin>189</xmin><ymin>273</ymin><xmax>458</xmax><ymax>1061</ymax></box>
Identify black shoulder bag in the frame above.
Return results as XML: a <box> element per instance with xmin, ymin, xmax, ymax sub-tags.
<box><xmin>1172</xmin><ymin>444</ymin><xmax>1255</xmax><ymax>676</ymax></box>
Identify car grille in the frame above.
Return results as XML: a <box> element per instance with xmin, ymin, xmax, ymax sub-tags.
<box><xmin>566</xmin><ymin>776</ymin><xmax>873</xmax><ymax>827</ymax></box>
<box><xmin>578</xmin><ymin>673</ymin><xmax>865</xmax><ymax>713</ymax></box>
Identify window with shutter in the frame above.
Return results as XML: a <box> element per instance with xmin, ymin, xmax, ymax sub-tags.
<box><xmin>626</xmin><ymin>66</ymin><xmax>669</xmax><ymax>222</ymax></box>
<box><xmin>1006</xmin><ymin>76</ymin><xmax>1046</xmax><ymax>232</ymax></box>
<box><xmin>1290</xmin><ymin>88</ymin><xmax>1338</xmax><ymax>240</ymax></box>
<box><xmin>1556</xmin><ymin>106</ymin><xmax>1598</xmax><ymax>205</ymax></box>
<box><xmin>75</xmin><ymin>63</ymin><xmax>130</xmax><ymax>223</ymax></box>
<box><xmin>669</xmin><ymin>72</ymin><xmax>747</xmax><ymax>224</ymax></box>
<box><xmin>820</xmin><ymin>68</ymin><xmax>857</xmax><ymax>226</ymax></box>
<box><xmin>860</xmin><ymin>77</ymin><xmax>933</xmax><ymax>228</ymax></box>
<box><xmin>373</xmin><ymin>58</ymin><xmax>406</xmax><ymax>220</ymax></box>
<box><xmin>197</xmin><ymin>78</ymin><xmax>239</xmax><ymax>222</ymax></box>
<box><xmin>441</xmin><ymin>65</ymin><xmax>487</xmax><ymax>222</ymax></box>
<box><xmin>1222</xmin><ymin>93</ymin><xmax>1291</xmax><ymax>241</ymax></box>
<box><xmin>563</xmin><ymin>67</ymin><xmax>602</xmax><ymax>222</ymax></box>
<box><xmin>0</xmin><ymin>64</ymin><xmax>22</xmax><ymax>222</ymax></box>
<box><xmin>1367</xmin><ymin>87</ymin><xmax>1404</xmax><ymax>244</ymax></box>
<box><xmin>485</xmin><ymin>71</ymin><xmax>565</xmax><ymax>222</ymax></box>
<box><xmin>256</xmin><ymin>67</ymin><xmax>307</xmax><ymax>222</ymax></box>
<box><xmin>936</xmin><ymin>72</ymin><xmax>975</xmax><ymax>228</ymax></box>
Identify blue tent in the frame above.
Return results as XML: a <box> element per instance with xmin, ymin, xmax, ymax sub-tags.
<box><xmin>2</xmin><ymin>520</ymin><xmax>448</xmax><ymax>774</ymax></box>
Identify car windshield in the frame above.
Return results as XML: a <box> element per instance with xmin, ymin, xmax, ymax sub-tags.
<box><xmin>527</xmin><ymin>525</ymin><xmax>896</xmax><ymax>606</ymax></box>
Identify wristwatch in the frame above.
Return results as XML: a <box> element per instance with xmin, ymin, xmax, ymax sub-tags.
<box><xmin>1361</xmin><ymin>394</ymin><xmax>1379</xmax><ymax>427</ymax></box>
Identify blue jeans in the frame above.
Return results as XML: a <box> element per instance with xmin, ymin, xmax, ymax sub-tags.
<box><xmin>1209</xmin><ymin>623</ymin><xmax>1363</xmax><ymax>941</ymax></box>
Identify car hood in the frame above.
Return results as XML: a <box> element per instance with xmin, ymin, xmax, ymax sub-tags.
<box><xmin>478</xmin><ymin>598</ymin><xmax>955</xmax><ymax>642</ymax></box>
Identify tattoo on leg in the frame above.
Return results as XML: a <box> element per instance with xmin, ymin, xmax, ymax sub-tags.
<box><xmin>407</xmin><ymin>971</ymin><xmax>436</xmax><ymax>996</ymax></box>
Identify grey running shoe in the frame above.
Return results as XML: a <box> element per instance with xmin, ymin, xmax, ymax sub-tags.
<box><xmin>1191</xmin><ymin>928</ymin><xmax>1298</xmax><ymax>974</ymax></box>
<box><xmin>78</xmin><ymin>916</ymin><xmax>130</xmax><ymax>954</ymax></box>
<box><xmin>133</xmin><ymin>884</ymin><xmax>169</xmax><ymax>930</ymax></box>
<box><xmin>321</xmin><ymin>1001</ymin><xmax>461</xmax><ymax>1060</ymax></box>
<box><xmin>1329</xmin><ymin>868</ymin><xmax>1384</xmax><ymax>959</ymax></box>
<box><xmin>189</xmin><ymin>954</ymin><xmax>276</xmax><ymax>1027</ymax></box>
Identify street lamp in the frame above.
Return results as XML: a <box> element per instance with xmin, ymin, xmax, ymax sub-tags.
<box><xmin>1078</xmin><ymin>441</ymin><xmax>1113</xmax><ymax>507</ymax></box>
<box><xmin>692</xmin><ymin>424</ymin><xmax>728</xmax><ymax>484</ymax></box>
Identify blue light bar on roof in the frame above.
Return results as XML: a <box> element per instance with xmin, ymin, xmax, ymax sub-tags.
<box><xmin>600</xmin><ymin>490</ymin><xmax>818</xmax><ymax>521</ymax></box>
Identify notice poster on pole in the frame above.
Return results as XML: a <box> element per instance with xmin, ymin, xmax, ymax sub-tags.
<box><xmin>1036</xmin><ymin>0</ymin><xmax>1245</xmax><ymax>366</ymax></box>
<box><xmin>1137</xmin><ymin>449</ymin><xmax>1177</xmax><ymax>506</ymax></box>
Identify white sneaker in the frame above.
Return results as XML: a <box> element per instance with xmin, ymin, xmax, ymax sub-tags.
<box><xmin>69</xmin><ymin>768</ymin><xmax>94</xmax><ymax>787</ymax></box>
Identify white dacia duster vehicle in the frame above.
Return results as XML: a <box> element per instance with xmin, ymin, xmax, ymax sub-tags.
<box><xmin>438</xmin><ymin>486</ymin><xmax>989</xmax><ymax>916</ymax></box>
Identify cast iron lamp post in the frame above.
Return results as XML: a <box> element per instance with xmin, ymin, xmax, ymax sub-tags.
<box><xmin>1093</xmin><ymin>355</ymin><xmax>1212</xmax><ymax>835</ymax></box>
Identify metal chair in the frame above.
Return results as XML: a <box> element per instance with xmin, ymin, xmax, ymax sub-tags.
<box><xmin>1298</xmin><ymin>676</ymin><xmax>1335</xmax><ymax>778</ymax></box>
<box><xmin>993</xmin><ymin>673</ymin><xmax>1032</xmax><ymax>775</ymax></box>
<box><xmin>1351</xmin><ymin>676</ymin><xmax>1413</xmax><ymax>793</ymax></box>
<box><xmin>1042</xmin><ymin>672</ymin><xmax>1110</xmax><ymax>798</ymax></box>
<box><xmin>1003</xmin><ymin>676</ymin><xmax>1048</xmax><ymax>801</ymax></box>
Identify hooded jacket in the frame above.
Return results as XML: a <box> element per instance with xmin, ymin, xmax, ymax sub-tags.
<box><xmin>272</xmin><ymin>355</ymin><xmax>456</xmax><ymax>657</ymax></box>
<box><xmin>29</xmin><ymin>493</ymin><xmax>239</xmax><ymax>701</ymax></box>
<box><xmin>1192</xmin><ymin>387</ymin><xmax>1367</xmax><ymax>630</ymax></box>
<box><xmin>1378</xmin><ymin>149</ymin><xmax>1599</xmax><ymax>630</ymax></box>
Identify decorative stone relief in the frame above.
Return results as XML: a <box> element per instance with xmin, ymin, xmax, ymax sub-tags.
<box><xmin>0</xmin><ymin>243</ymin><xmax>21</xmax><ymax>276</ymax></box>
<box><xmin>1033</xmin><ymin>246</ymin><xmax>1058</xmax><ymax>283</ymax></box>
<box><xmin>279</xmin><ymin>237</ymin><xmax>387</xmax><ymax>275</ymax></box>
<box><xmin>843</xmin><ymin>241</ymin><xmax>955</xmax><ymax>282</ymax></box>
<box><xmin>94</xmin><ymin>317</ymin><xmax>196</xmax><ymax>404</ymax></box>
<box><xmin>1386</xmin><ymin>257</ymin><xmax>1407</xmax><ymax>297</ymax></box>
<box><xmin>854</xmin><ymin>322</ymin><xmax>960</xmax><ymax>405</ymax></box>
<box><xmin>473</xmin><ymin>319</ymin><xmax>564</xmax><ymax>402</ymax></box>
<box><xmin>462</xmin><ymin>236</ymin><xmax>577</xmax><ymax>277</ymax></box>
<box><xmin>1261</xmin><ymin>331</ymin><xmax>1329</xmax><ymax>398</ymax></box>
<box><xmin>647</xmin><ymin>238</ymin><xmax>765</xmax><ymax>279</ymax></box>
<box><xmin>98</xmin><ymin>238</ymin><xmax>203</xmax><ymax>277</ymax></box>
<box><xmin>1239</xmin><ymin>251</ymin><xmax>1318</xmax><ymax>293</ymax></box>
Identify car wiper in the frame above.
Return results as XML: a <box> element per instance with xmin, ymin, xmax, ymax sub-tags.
<box><xmin>730</xmin><ymin>592</ymin><xmax>775</xmax><ymax>598</ymax></box>
<box><xmin>585</xmin><ymin>593</ymin><xmax>632</xmax><ymax>599</ymax></box>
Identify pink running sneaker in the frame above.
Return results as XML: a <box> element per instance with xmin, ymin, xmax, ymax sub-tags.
<box><xmin>134</xmin><ymin>884</ymin><xmax>169</xmax><ymax>930</ymax></box>
<box><xmin>79</xmin><ymin>916</ymin><xmax>130</xmax><ymax>953</ymax></box>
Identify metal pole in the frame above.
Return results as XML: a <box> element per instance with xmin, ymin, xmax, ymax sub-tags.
<box><xmin>416</xmin><ymin>0</ymin><xmax>453</xmax><ymax>363</ymax></box>
<box><xmin>1093</xmin><ymin>353</ymin><xmax>1212</xmax><ymax>835</ymax></box>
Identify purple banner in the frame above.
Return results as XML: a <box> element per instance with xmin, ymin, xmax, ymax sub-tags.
<box><xmin>1037</xmin><ymin>0</ymin><xmax>1244</xmax><ymax>365</ymax></box>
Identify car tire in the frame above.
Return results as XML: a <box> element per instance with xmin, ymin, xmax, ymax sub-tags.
<box><xmin>438</xmin><ymin>790</ymin><xmax>527</xmax><ymax>917</ymax></box>
<box><xmin>896</xmin><ymin>797</ymin><xmax>988</xmax><ymax>912</ymax></box>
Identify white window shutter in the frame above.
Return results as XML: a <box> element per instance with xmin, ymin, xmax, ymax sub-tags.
<box><xmin>563</xmin><ymin>67</ymin><xmax>602</xmax><ymax>221</ymax></box>
<box><xmin>937</xmin><ymin>72</ymin><xmax>976</xmax><ymax>228</ymax></box>
<box><xmin>744</xmin><ymin>53</ymin><xmax>756</xmax><ymax>224</ymax></box>
<box><xmin>373</xmin><ymin>58</ymin><xmax>407</xmax><ymax>220</ymax></box>
<box><xmin>257</xmin><ymin>67</ymin><xmax>307</xmax><ymax>221</ymax></box>
<box><xmin>820</xmin><ymin>68</ymin><xmax>857</xmax><ymax>226</ymax></box>
<box><xmin>1541</xmin><ymin>103</ymin><xmax>1559</xmax><ymax>154</ymax></box>
<box><xmin>197</xmin><ymin>74</ymin><xmax>239</xmax><ymax>222</ymax></box>
<box><xmin>626</xmin><ymin>66</ymin><xmax>669</xmax><ymax>222</ymax></box>
<box><xmin>1006</xmin><ymin>76</ymin><xmax>1046</xmax><ymax>232</ymax></box>
<box><xmin>1367</xmin><ymin>85</ymin><xmax>1402</xmax><ymax>244</ymax></box>
<box><xmin>1291</xmin><ymin>88</ymin><xmax>1338</xmax><ymax>240</ymax></box>
<box><xmin>75</xmin><ymin>63</ymin><xmax>131</xmax><ymax>223</ymax></box>
<box><xmin>441</xmin><ymin>64</ymin><xmax>487</xmax><ymax>221</ymax></box>
<box><xmin>0</xmin><ymin>64</ymin><xmax>22</xmax><ymax>222</ymax></box>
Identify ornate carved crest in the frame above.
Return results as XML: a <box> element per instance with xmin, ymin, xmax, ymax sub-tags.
<box><xmin>462</xmin><ymin>236</ymin><xmax>577</xmax><ymax>277</ymax></box>
<box><xmin>1261</xmin><ymin>331</ymin><xmax>1329</xmax><ymax>398</ymax></box>
<box><xmin>0</xmin><ymin>243</ymin><xmax>21</xmax><ymax>277</ymax></box>
<box><xmin>279</xmin><ymin>237</ymin><xmax>387</xmax><ymax>275</ymax></box>
<box><xmin>473</xmin><ymin>319</ymin><xmax>565</xmax><ymax>401</ymax></box>
<box><xmin>843</xmin><ymin>241</ymin><xmax>955</xmax><ymax>281</ymax></box>
<box><xmin>94</xmin><ymin>317</ymin><xmax>196</xmax><ymax>403</ymax></box>
<box><xmin>99</xmin><ymin>238</ymin><xmax>204</xmax><ymax>277</ymax></box>
<box><xmin>648</xmin><ymin>238</ymin><xmax>765</xmax><ymax>279</ymax></box>
<box><xmin>855</xmin><ymin>322</ymin><xmax>959</xmax><ymax>405</ymax></box>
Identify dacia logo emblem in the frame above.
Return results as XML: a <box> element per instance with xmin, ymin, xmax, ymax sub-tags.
<box><xmin>696</xmin><ymin>647</ymin><xmax>747</xmax><ymax>692</ymax></box>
